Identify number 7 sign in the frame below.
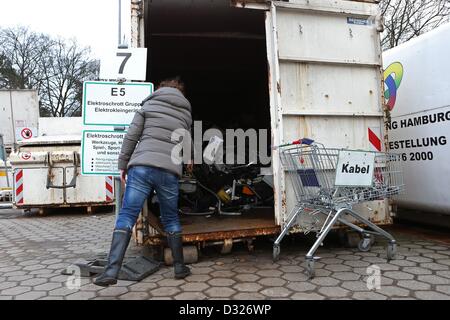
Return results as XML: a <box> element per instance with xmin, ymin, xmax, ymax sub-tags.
<box><xmin>100</xmin><ymin>48</ymin><xmax>147</xmax><ymax>81</ymax></box>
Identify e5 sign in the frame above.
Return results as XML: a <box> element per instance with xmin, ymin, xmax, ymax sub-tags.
<box><xmin>82</xmin><ymin>81</ymin><xmax>154</xmax><ymax>127</ymax></box>
<box><xmin>111</xmin><ymin>88</ymin><xmax>126</xmax><ymax>97</ymax></box>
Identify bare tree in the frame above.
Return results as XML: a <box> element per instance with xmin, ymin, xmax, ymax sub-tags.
<box><xmin>381</xmin><ymin>0</ymin><xmax>450</xmax><ymax>49</ymax></box>
<box><xmin>0</xmin><ymin>26</ymin><xmax>53</xmax><ymax>90</ymax></box>
<box><xmin>0</xmin><ymin>54</ymin><xmax>21</xmax><ymax>88</ymax></box>
<box><xmin>0</xmin><ymin>26</ymin><xmax>99</xmax><ymax>117</ymax></box>
<box><xmin>39</xmin><ymin>39</ymin><xmax>99</xmax><ymax>117</ymax></box>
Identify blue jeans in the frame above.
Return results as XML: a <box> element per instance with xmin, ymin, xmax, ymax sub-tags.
<box><xmin>115</xmin><ymin>166</ymin><xmax>181</xmax><ymax>233</ymax></box>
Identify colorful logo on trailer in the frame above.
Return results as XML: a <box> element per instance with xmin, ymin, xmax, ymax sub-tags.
<box><xmin>384</xmin><ymin>62</ymin><xmax>404</xmax><ymax>111</ymax></box>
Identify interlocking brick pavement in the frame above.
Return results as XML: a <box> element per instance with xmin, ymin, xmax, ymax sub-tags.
<box><xmin>0</xmin><ymin>210</ymin><xmax>449</xmax><ymax>300</ymax></box>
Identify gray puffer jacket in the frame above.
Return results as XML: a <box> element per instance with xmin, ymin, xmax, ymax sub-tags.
<box><xmin>118</xmin><ymin>87</ymin><xmax>192</xmax><ymax>177</ymax></box>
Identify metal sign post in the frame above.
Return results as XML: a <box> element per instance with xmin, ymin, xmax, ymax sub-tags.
<box><xmin>118</xmin><ymin>0</ymin><xmax>129</xmax><ymax>49</ymax></box>
<box><xmin>118</xmin><ymin>0</ymin><xmax>123</xmax><ymax>47</ymax></box>
<box><xmin>113</xmin><ymin>126</ymin><xmax>126</xmax><ymax>218</ymax></box>
<box><xmin>114</xmin><ymin>176</ymin><xmax>122</xmax><ymax>217</ymax></box>
<box><xmin>116</xmin><ymin>0</ymin><xmax>124</xmax><ymax>217</ymax></box>
<box><xmin>115</xmin><ymin>0</ymin><xmax>127</xmax><ymax>217</ymax></box>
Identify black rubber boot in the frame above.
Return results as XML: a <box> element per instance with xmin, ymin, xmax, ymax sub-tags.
<box><xmin>94</xmin><ymin>229</ymin><xmax>132</xmax><ymax>287</ymax></box>
<box><xmin>167</xmin><ymin>232</ymin><xmax>191</xmax><ymax>279</ymax></box>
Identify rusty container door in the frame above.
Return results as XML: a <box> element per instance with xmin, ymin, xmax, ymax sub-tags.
<box><xmin>264</xmin><ymin>0</ymin><xmax>390</xmax><ymax>229</ymax></box>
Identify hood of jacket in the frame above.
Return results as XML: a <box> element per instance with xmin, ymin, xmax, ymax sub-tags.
<box><xmin>141</xmin><ymin>87</ymin><xmax>191</xmax><ymax>112</ymax></box>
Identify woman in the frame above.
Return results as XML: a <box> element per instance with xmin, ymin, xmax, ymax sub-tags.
<box><xmin>94</xmin><ymin>77</ymin><xmax>192</xmax><ymax>287</ymax></box>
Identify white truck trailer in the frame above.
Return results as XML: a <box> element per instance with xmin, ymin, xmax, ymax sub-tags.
<box><xmin>383</xmin><ymin>23</ymin><xmax>450</xmax><ymax>226</ymax></box>
<box><xmin>128</xmin><ymin>0</ymin><xmax>393</xmax><ymax>250</ymax></box>
<box><xmin>0</xmin><ymin>90</ymin><xmax>39</xmax><ymax>151</ymax></box>
<box><xmin>0</xmin><ymin>90</ymin><xmax>39</xmax><ymax>203</ymax></box>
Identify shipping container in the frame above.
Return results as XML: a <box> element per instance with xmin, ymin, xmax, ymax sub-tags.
<box><xmin>9</xmin><ymin>136</ymin><xmax>115</xmax><ymax>214</ymax></box>
<box><xmin>129</xmin><ymin>0</ymin><xmax>392</xmax><ymax>252</ymax></box>
<box><xmin>383</xmin><ymin>23</ymin><xmax>450</xmax><ymax>226</ymax></box>
<box><xmin>0</xmin><ymin>90</ymin><xmax>40</xmax><ymax>151</ymax></box>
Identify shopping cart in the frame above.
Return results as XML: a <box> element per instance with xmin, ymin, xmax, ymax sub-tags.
<box><xmin>273</xmin><ymin>138</ymin><xmax>404</xmax><ymax>278</ymax></box>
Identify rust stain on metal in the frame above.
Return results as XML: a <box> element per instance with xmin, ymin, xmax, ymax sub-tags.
<box><xmin>47</xmin><ymin>170</ymin><xmax>55</xmax><ymax>180</ymax></box>
<box><xmin>267</xmin><ymin>60</ymin><xmax>272</xmax><ymax>94</ymax></box>
<box><xmin>49</xmin><ymin>153</ymin><xmax>73</xmax><ymax>163</ymax></box>
<box><xmin>281</xmin><ymin>190</ymin><xmax>287</xmax><ymax>211</ymax></box>
<box><xmin>299</xmin><ymin>117</ymin><xmax>310</xmax><ymax>141</ymax></box>
<box><xmin>145</xmin><ymin>227</ymin><xmax>280</xmax><ymax>245</ymax></box>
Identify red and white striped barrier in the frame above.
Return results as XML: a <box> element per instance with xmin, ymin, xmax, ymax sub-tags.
<box><xmin>369</xmin><ymin>127</ymin><xmax>384</xmax><ymax>183</ymax></box>
<box><xmin>105</xmin><ymin>176</ymin><xmax>114</xmax><ymax>202</ymax></box>
<box><xmin>15</xmin><ymin>169</ymin><xmax>24</xmax><ymax>205</ymax></box>
<box><xmin>368</xmin><ymin>127</ymin><xmax>382</xmax><ymax>152</ymax></box>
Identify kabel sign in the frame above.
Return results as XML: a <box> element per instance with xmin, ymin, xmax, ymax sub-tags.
<box><xmin>335</xmin><ymin>151</ymin><xmax>375</xmax><ymax>187</ymax></box>
<box><xmin>341</xmin><ymin>163</ymin><xmax>371</xmax><ymax>174</ymax></box>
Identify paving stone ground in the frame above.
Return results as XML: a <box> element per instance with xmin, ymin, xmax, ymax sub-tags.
<box><xmin>0</xmin><ymin>210</ymin><xmax>449</xmax><ymax>300</ymax></box>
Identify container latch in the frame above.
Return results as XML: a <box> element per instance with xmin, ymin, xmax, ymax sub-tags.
<box><xmin>46</xmin><ymin>151</ymin><xmax>79</xmax><ymax>189</ymax></box>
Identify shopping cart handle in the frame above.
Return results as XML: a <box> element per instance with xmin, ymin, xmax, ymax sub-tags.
<box><xmin>292</xmin><ymin>138</ymin><xmax>314</xmax><ymax>146</ymax></box>
<box><xmin>274</xmin><ymin>138</ymin><xmax>315</xmax><ymax>149</ymax></box>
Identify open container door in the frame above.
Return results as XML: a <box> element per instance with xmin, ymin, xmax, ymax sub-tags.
<box><xmin>258</xmin><ymin>0</ymin><xmax>390</xmax><ymax>228</ymax></box>
<box><xmin>135</xmin><ymin>0</ymin><xmax>279</xmax><ymax>247</ymax></box>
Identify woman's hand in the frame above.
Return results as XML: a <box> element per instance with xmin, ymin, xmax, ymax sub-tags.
<box><xmin>120</xmin><ymin>170</ymin><xmax>127</xmax><ymax>186</ymax></box>
<box><xmin>186</xmin><ymin>161</ymin><xmax>194</xmax><ymax>174</ymax></box>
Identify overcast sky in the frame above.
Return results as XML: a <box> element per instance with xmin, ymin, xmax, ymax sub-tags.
<box><xmin>0</xmin><ymin>0</ymin><xmax>130</xmax><ymax>58</ymax></box>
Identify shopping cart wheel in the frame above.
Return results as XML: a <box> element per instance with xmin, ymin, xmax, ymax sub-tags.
<box><xmin>387</xmin><ymin>242</ymin><xmax>397</xmax><ymax>261</ymax></box>
<box><xmin>306</xmin><ymin>258</ymin><xmax>315</xmax><ymax>279</ymax></box>
<box><xmin>273</xmin><ymin>245</ymin><xmax>280</xmax><ymax>262</ymax></box>
<box><xmin>358</xmin><ymin>236</ymin><xmax>372</xmax><ymax>252</ymax></box>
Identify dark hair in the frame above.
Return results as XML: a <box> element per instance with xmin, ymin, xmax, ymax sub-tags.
<box><xmin>158</xmin><ymin>76</ymin><xmax>185</xmax><ymax>94</ymax></box>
